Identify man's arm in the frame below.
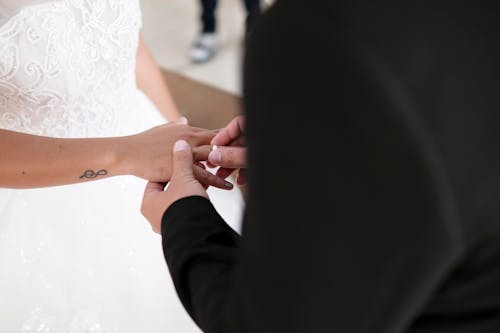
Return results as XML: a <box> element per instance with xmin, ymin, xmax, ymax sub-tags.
<box><xmin>162</xmin><ymin>196</ymin><xmax>239</xmax><ymax>333</ymax></box>
<box><xmin>141</xmin><ymin>138</ymin><xmax>240</xmax><ymax>332</ymax></box>
<box><xmin>139</xmin><ymin>116</ymin><xmax>247</xmax><ymax>331</ymax></box>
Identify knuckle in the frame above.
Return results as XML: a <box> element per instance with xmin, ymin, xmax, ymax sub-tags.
<box><xmin>184</xmin><ymin>133</ymin><xmax>197</xmax><ymax>143</ymax></box>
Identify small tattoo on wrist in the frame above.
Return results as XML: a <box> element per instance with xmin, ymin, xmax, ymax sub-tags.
<box><xmin>79</xmin><ymin>169</ymin><xmax>108</xmax><ymax>179</ymax></box>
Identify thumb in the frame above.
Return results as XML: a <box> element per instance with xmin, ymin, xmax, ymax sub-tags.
<box><xmin>172</xmin><ymin>140</ymin><xmax>195</xmax><ymax>179</ymax></box>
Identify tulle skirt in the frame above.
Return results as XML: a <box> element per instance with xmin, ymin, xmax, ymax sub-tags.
<box><xmin>0</xmin><ymin>92</ymin><xmax>243</xmax><ymax>332</ymax></box>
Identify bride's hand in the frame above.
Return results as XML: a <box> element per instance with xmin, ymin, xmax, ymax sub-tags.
<box><xmin>119</xmin><ymin>120</ymin><xmax>233</xmax><ymax>190</ymax></box>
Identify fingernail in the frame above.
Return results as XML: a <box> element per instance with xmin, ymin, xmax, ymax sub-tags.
<box><xmin>225</xmin><ymin>181</ymin><xmax>234</xmax><ymax>189</ymax></box>
<box><xmin>174</xmin><ymin>140</ymin><xmax>189</xmax><ymax>152</ymax></box>
<box><xmin>178</xmin><ymin>116</ymin><xmax>188</xmax><ymax>124</ymax></box>
<box><xmin>209</xmin><ymin>151</ymin><xmax>222</xmax><ymax>164</ymax></box>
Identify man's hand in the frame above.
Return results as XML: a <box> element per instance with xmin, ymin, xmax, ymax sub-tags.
<box><xmin>141</xmin><ymin>140</ymin><xmax>233</xmax><ymax>233</ymax></box>
<box><xmin>208</xmin><ymin>116</ymin><xmax>248</xmax><ymax>185</ymax></box>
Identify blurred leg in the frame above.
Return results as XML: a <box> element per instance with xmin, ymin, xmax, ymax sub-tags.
<box><xmin>243</xmin><ymin>0</ymin><xmax>261</xmax><ymax>33</ymax></box>
<box><xmin>201</xmin><ymin>0</ymin><xmax>218</xmax><ymax>33</ymax></box>
<box><xmin>191</xmin><ymin>0</ymin><xmax>219</xmax><ymax>63</ymax></box>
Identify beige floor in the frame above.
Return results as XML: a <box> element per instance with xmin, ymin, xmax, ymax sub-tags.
<box><xmin>140</xmin><ymin>0</ymin><xmax>248</xmax><ymax>95</ymax></box>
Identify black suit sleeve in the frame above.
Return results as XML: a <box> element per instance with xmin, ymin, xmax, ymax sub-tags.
<box><xmin>161</xmin><ymin>196</ymin><xmax>239</xmax><ymax>333</ymax></box>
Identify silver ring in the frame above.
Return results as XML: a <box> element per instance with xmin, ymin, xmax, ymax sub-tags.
<box><xmin>211</xmin><ymin>144</ymin><xmax>218</xmax><ymax>151</ymax></box>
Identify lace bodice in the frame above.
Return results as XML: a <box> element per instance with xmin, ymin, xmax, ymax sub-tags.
<box><xmin>0</xmin><ymin>0</ymin><xmax>142</xmax><ymax>138</ymax></box>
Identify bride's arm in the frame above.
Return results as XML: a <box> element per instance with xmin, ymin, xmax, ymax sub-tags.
<box><xmin>135</xmin><ymin>37</ymin><xmax>182</xmax><ymax>121</ymax></box>
<box><xmin>0</xmin><ymin>125</ymin><xmax>227</xmax><ymax>189</ymax></box>
<box><xmin>0</xmin><ymin>129</ymin><xmax>127</xmax><ymax>188</ymax></box>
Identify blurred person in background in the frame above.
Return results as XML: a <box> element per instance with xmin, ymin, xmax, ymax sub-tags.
<box><xmin>189</xmin><ymin>0</ymin><xmax>261</xmax><ymax>63</ymax></box>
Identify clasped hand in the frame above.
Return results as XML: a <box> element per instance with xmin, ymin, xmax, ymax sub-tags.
<box><xmin>141</xmin><ymin>116</ymin><xmax>247</xmax><ymax>233</ymax></box>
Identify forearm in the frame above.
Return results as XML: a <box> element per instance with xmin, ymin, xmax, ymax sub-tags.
<box><xmin>0</xmin><ymin>129</ymin><xmax>129</xmax><ymax>188</ymax></box>
<box><xmin>136</xmin><ymin>37</ymin><xmax>181</xmax><ymax>121</ymax></box>
<box><xmin>162</xmin><ymin>196</ymin><xmax>239</xmax><ymax>333</ymax></box>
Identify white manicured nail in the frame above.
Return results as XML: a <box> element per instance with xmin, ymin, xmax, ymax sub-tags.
<box><xmin>174</xmin><ymin>140</ymin><xmax>189</xmax><ymax>152</ymax></box>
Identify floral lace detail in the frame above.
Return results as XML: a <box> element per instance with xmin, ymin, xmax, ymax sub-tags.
<box><xmin>0</xmin><ymin>0</ymin><xmax>142</xmax><ymax>138</ymax></box>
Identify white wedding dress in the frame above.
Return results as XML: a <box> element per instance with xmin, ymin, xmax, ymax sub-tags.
<box><xmin>0</xmin><ymin>1</ymin><xmax>243</xmax><ymax>332</ymax></box>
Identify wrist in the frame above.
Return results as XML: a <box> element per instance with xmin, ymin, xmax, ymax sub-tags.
<box><xmin>106</xmin><ymin>136</ymin><xmax>135</xmax><ymax>177</ymax></box>
<box><xmin>166</xmin><ymin>107</ymin><xmax>182</xmax><ymax>122</ymax></box>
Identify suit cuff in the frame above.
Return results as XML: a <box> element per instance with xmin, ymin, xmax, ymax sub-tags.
<box><xmin>161</xmin><ymin>196</ymin><xmax>216</xmax><ymax>236</ymax></box>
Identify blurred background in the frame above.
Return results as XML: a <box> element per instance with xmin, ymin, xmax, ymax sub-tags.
<box><xmin>140</xmin><ymin>0</ymin><xmax>273</xmax><ymax>96</ymax></box>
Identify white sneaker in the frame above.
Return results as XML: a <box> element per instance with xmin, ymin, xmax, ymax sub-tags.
<box><xmin>189</xmin><ymin>33</ymin><xmax>218</xmax><ymax>63</ymax></box>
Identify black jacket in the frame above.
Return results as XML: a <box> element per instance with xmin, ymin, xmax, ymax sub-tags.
<box><xmin>162</xmin><ymin>1</ymin><xmax>500</xmax><ymax>332</ymax></box>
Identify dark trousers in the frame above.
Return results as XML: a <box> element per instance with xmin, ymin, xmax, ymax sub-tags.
<box><xmin>201</xmin><ymin>0</ymin><xmax>260</xmax><ymax>33</ymax></box>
